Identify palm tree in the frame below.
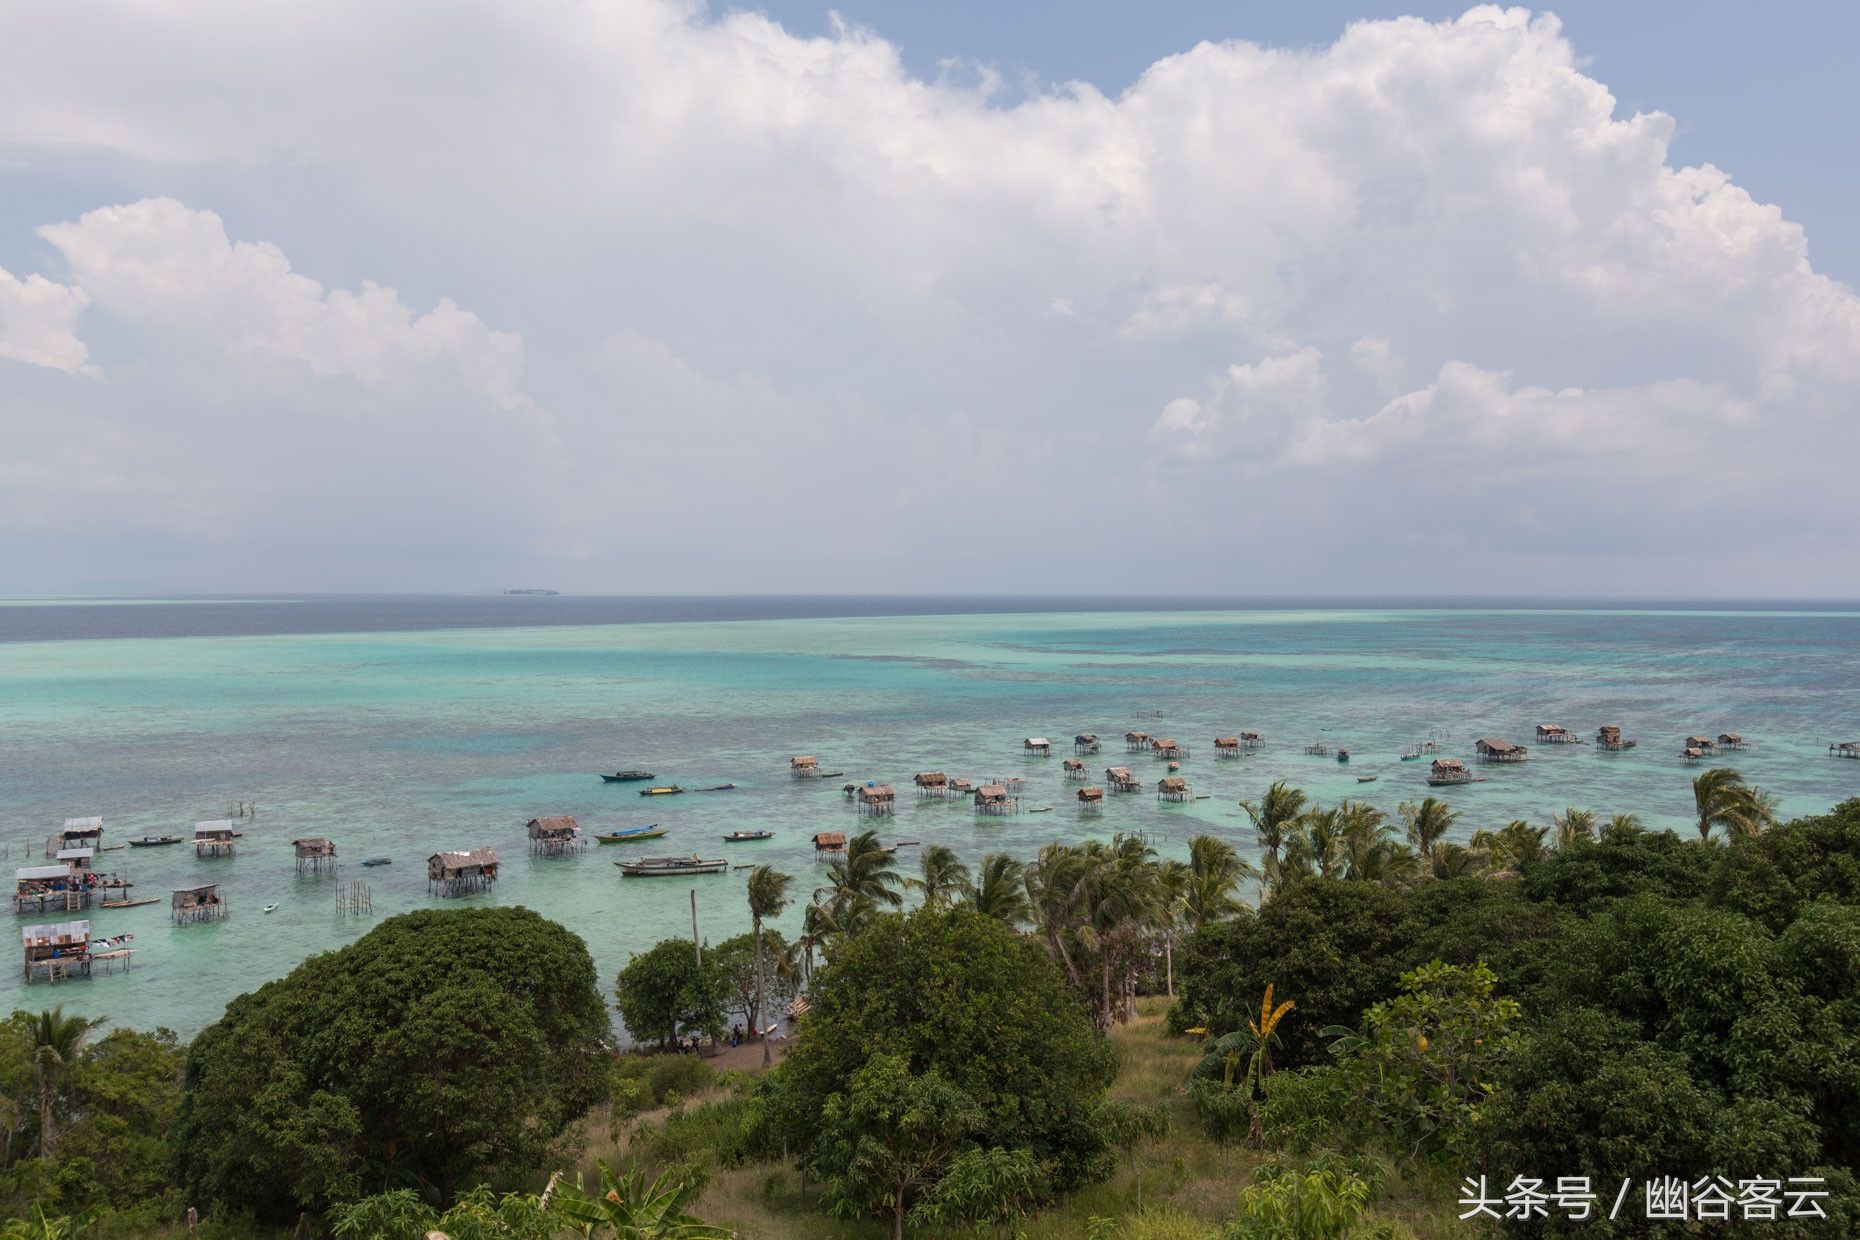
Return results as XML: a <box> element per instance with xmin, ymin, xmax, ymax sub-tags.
<box><xmin>813</xmin><ymin>829</ymin><xmax>903</xmax><ymax>934</ymax></box>
<box><xmin>745</xmin><ymin>866</ymin><xmax>794</xmax><ymax>1065</ymax></box>
<box><xmin>1240</xmin><ymin>781</ymin><xmax>1307</xmax><ymax>882</ymax></box>
<box><xmin>910</xmin><ymin>845</ymin><xmax>971</xmax><ymax>910</ymax></box>
<box><xmin>1429</xmin><ymin>841</ymin><xmax>1480</xmax><ymax>880</ymax></box>
<box><xmin>1602</xmin><ymin>813</ymin><xmax>1646</xmax><ymax>842</ymax></box>
<box><xmin>28</xmin><ymin>1008</ymin><xmax>99</xmax><ymax>1159</ymax></box>
<box><xmin>1338</xmin><ymin>804</ymin><xmax>1418</xmax><ymax>887</ymax></box>
<box><xmin>1180</xmin><ymin>834</ymin><xmax>1251</xmax><ymax>928</ymax></box>
<box><xmin>1692</xmin><ymin>767</ymin><xmax>1770</xmax><ymax>843</ymax></box>
<box><xmin>1484</xmin><ymin>820</ymin><xmax>1550</xmax><ymax>873</ymax></box>
<box><xmin>1400</xmin><ymin>796</ymin><xmax>1458</xmax><ymax>861</ymax></box>
<box><xmin>1552</xmin><ymin>807</ymin><xmax>1596</xmax><ymax>850</ymax></box>
<box><xmin>796</xmin><ymin>900</ymin><xmax>833</xmax><ymax>985</ymax></box>
<box><xmin>966</xmin><ymin>853</ymin><xmax>1031</xmax><ymax>926</ymax></box>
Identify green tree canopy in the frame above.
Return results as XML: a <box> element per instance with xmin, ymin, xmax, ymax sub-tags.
<box><xmin>763</xmin><ymin>907</ymin><xmax>1115</xmax><ymax>1232</ymax></box>
<box><xmin>173</xmin><ymin>907</ymin><xmax>609</xmax><ymax>1218</ymax></box>
<box><xmin>616</xmin><ymin>938</ymin><xmax>724</xmax><ymax>1050</ymax></box>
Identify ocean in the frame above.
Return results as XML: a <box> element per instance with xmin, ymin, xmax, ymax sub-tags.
<box><xmin>2</xmin><ymin>595</ymin><xmax>1856</xmax><ymax>1038</ymax></box>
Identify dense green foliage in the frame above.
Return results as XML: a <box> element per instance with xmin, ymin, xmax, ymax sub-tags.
<box><xmin>615</xmin><ymin>938</ymin><xmax>725</xmax><ymax>1049</ymax></box>
<box><xmin>764</xmin><ymin>907</ymin><xmax>1116</xmax><ymax>1235</ymax></box>
<box><xmin>174</xmin><ymin>907</ymin><xmax>609</xmax><ymax>1218</ymax></box>
<box><xmin>0</xmin><ymin>1017</ymin><xmax>185</xmax><ymax>1230</ymax></box>
<box><xmin>1176</xmin><ymin>798</ymin><xmax>1860</xmax><ymax>1236</ymax></box>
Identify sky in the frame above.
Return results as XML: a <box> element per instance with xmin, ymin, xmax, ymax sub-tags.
<box><xmin>2</xmin><ymin>1</ymin><xmax>1857</xmax><ymax>597</ymax></box>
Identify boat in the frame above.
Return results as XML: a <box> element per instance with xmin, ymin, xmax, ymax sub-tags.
<box><xmin>638</xmin><ymin>785</ymin><xmax>686</xmax><ymax>796</ymax></box>
<box><xmin>263</xmin><ymin>904</ymin><xmax>278</xmax><ymax>914</ymax></box>
<box><xmin>1029</xmin><ymin>806</ymin><xmax>1054</xmax><ymax>813</ymax></box>
<box><xmin>722</xmin><ymin>830</ymin><xmax>774</xmax><ymax>842</ymax></box>
<box><xmin>616</xmin><ymin>855</ymin><xmax>729</xmax><ymax>877</ymax></box>
<box><xmin>128</xmin><ymin>835</ymin><xmax>183</xmax><ymax>847</ymax></box>
<box><xmin>597</xmin><ymin>826</ymin><xmax>667</xmax><ymax>843</ymax></box>
<box><xmin>692</xmin><ymin>783</ymin><xmax>738</xmax><ymax>792</ymax></box>
<box><xmin>361</xmin><ymin>857</ymin><xmax>392</xmax><ymax>867</ymax></box>
<box><xmin>1356</xmin><ymin>775</ymin><xmax>1379</xmax><ymax>783</ymax></box>
<box><xmin>97</xmin><ymin>896</ymin><xmax>160</xmax><ymax>909</ymax></box>
<box><xmin>1336</xmin><ymin>749</ymin><xmax>1351</xmax><ymax>764</ymax></box>
<box><xmin>601</xmin><ymin>770</ymin><xmax>655</xmax><ymax>783</ymax></box>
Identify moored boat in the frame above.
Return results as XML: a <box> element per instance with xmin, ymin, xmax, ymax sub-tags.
<box><xmin>722</xmin><ymin>830</ymin><xmax>774</xmax><ymax>842</ymax></box>
<box><xmin>600</xmin><ymin>770</ymin><xmax>655</xmax><ymax>782</ymax></box>
<box><xmin>1356</xmin><ymin>774</ymin><xmax>1378</xmax><ymax>783</ymax></box>
<box><xmin>638</xmin><ymin>785</ymin><xmax>686</xmax><ymax>796</ymax></box>
<box><xmin>128</xmin><ymin>835</ymin><xmax>183</xmax><ymax>847</ymax></box>
<box><xmin>361</xmin><ymin>857</ymin><xmax>392</xmax><ymax>867</ymax></box>
<box><xmin>616</xmin><ymin>855</ymin><xmax>728</xmax><ymax>877</ymax></box>
<box><xmin>1336</xmin><ymin>748</ymin><xmax>1351</xmax><ymax>763</ymax></box>
<box><xmin>692</xmin><ymin>783</ymin><xmax>738</xmax><ymax>792</ymax></box>
<box><xmin>596</xmin><ymin>826</ymin><xmax>666</xmax><ymax>843</ymax></box>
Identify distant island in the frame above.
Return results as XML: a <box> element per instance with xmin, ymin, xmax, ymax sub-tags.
<box><xmin>502</xmin><ymin>588</ymin><xmax>559</xmax><ymax>595</ymax></box>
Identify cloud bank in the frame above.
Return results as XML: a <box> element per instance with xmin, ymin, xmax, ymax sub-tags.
<box><xmin>0</xmin><ymin>2</ymin><xmax>1854</xmax><ymax>593</ymax></box>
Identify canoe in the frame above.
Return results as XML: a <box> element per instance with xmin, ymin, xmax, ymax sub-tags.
<box><xmin>128</xmin><ymin>836</ymin><xmax>183</xmax><ymax>847</ymax></box>
<box><xmin>616</xmin><ymin>856</ymin><xmax>728</xmax><ymax>877</ymax></box>
<box><xmin>722</xmin><ymin>831</ymin><xmax>773</xmax><ymax>842</ymax></box>
<box><xmin>1336</xmin><ymin>749</ymin><xmax>1351</xmax><ymax>763</ymax></box>
<box><xmin>638</xmin><ymin>786</ymin><xmax>686</xmax><ymax>796</ymax></box>
<box><xmin>1356</xmin><ymin>775</ymin><xmax>1378</xmax><ymax>783</ymax></box>
<box><xmin>361</xmin><ymin>857</ymin><xmax>392</xmax><ymax>867</ymax></box>
<box><xmin>597</xmin><ymin>827</ymin><xmax>666</xmax><ymax>843</ymax></box>
<box><xmin>601</xmin><ymin>771</ymin><xmax>655</xmax><ymax>782</ymax></box>
<box><xmin>693</xmin><ymin>783</ymin><xmax>738</xmax><ymax>792</ymax></box>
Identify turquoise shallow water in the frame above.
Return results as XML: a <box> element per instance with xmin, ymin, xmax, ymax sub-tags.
<box><xmin>2</xmin><ymin>604</ymin><xmax>1857</xmax><ymax>1037</ymax></box>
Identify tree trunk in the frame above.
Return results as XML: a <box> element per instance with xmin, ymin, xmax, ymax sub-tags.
<box><xmin>37</xmin><ymin>1080</ymin><xmax>55</xmax><ymax>1158</ymax></box>
<box><xmin>755</xmin><ymin>915</ymin><xmax>772</xmax><ymax>1067</ymax></box>
<box><xmin>1165</xmin><ymin>932</ymin><xmax>1174</xmax><ymax>998</ymax></box>
<box><xmin>1100</xmin><ymin>955</ymin><xmax>1113</xmax><ymax>1031</ymax></box>
<box><xmin>892</xmin><ymin>1192</ymin><xmax>905</xmax><ymax>1240</ymax></box>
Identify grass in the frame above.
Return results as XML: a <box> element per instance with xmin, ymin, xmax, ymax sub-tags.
<box><xmin>590</xmin><ymin>1000</ymin><xmax>1479</xmax><ymax>1239</ymax></box>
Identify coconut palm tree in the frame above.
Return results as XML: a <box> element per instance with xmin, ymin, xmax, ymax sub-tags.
<box><xmin>1602</xmin><ymin>813</ymin><xmax>1646</xmax><ymax>842</ymax></box>
<box><xmin>1338</xmin><ymin>805</ymin><xmax>1418</xmax><ymax>887</ymax></box>
<box><xmin>1484</xmin><ymin>820</ymin><xmax>1550</xmax><ymax>873</ymax></box>
<box><xmin>1180</xmin><ymin>834</ymin><xmax>1252</xmax><ymax>928</ymax></box>
<box><xmin>1400</xmin><ymin>796</ymin><xmax>1458</xmax><ymax>861</ymax></box>
<box><xmin>813</xmin><ymin>829</ymin><xmax>903</xmax><ymax>933</ymax></box>
<box><xmin>795</xmin><ymin>900</ymin><xmax>834</xmax><ymax>985</ymax></box>
<box><xmin>1240</xmin><ymin>781</ymin><xmax>1307</xmax><ymax>882</ymax></box>
<box><xmin>1692</xmin><ymin>767</ymin><xmax>1770</xmax><ymax>844</ymax></box>
<box><xmin>966</xmin><ymin>853</ymin><xmax>1031</xmax><ymax>926</ymax></box>
<box><xmin>28</xmin><ymin>1008</ymin><xmax>99</xmax><ymax>1159</ymax></box>
<box><xmin>745</xmin><ymin>866</ymin><xmax>794</xmax><ymax>1065</ymax></box>
<box><xmin>909</xmin><ymin>845</ymin><xmax>972</xmax><ymax>910</ymax></box>
<box><xmin>1429</xmin><ymin>841</ymin><xmax>1480</xmax><ymax>880</ymax></box>
<box><xmin>1552</xmin><ymin>807</ymin><xmax>1596</xmax><ymax>850</ymax></box>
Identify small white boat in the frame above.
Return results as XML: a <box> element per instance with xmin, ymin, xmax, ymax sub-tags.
<box><xmin>263</xmin><ymin>903</ymin><xmax>279</xmax><ymax>914</ymax></box>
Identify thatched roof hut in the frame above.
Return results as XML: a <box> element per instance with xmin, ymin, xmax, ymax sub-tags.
<box><xmin>791</xmin><ymin>756</ymin><xmax>819</xmax><ymax>777</ymax></box>
<box><xmin>172</xmin><ymin>883</ymin><xmax>227</xmax><ymax>924</ymax></box>
<box><xmin>527</xmin><ymin>815</ymin><xmax>585</xmax><ymax>854</ymax></box>
<box><xmin>1157</xmin><ymin>775</ymin><xmax>1191</xmax><ymax>802</ymax></box>
<box><xmin>1474</xmin><ymin>738</ymin><xmax>1529</xmax><ymax>762</ymax></box>
<box><xmin>913</xmin><ymin>771</ymin><xmax>947</xmax><ymax>789</ymax></box>
<box><xmin>1596</xmin><ymin>724</ymin><xmax>1637</xmax><ymax>750</ymax></box>
<box><xmin>1105</xmin><ymin>766</ymin><xmax>1141</xmax><ymax>792</ymax></box>
<box><xmin>856</xmin><ymin>784</ymin><xmax>896</xmax><ymax>816</ymax></box>
<box><xmin>1062</xmin><ymin>758</ymin><xmax>1086</xmax><ymax>779</ymax></box>
<box><xmin>1535</xmin><ymin>724</ymin><xmax>1575</xmax><ymax>743</ymax></box>
<box><xmin>1718</xmin><ymin>732</ymin><xmax>1746</xmax><ymax>748</ymax></box>
<box><xmin>1077</xmin><ymin>785</ymin><xmax>1105</xmax><ymax>805</ymax></box>
<box><xmin>974</xmin><ymin>784</ymin><xmax>1016</xmax><ymax>814</ymax></box>
<box><xmin>1023</xmin><ymin>738</ymin><xmax>1052</xmax><ymax>756</ymax></box>
<box><xmin>1684</xmin><ymin>735</ymin><xmax>1716</xmax><ymax>750</ymax></box>
<box><xmin>1124</xmin><ymin>731</ymin><xmax>1150</xmax><ymax>751</ymax></box>
<box><xmin>949</xmin><ymin>777</ymin><xmax>975</xmax><ymax>795</ymax></box>
<box><xmin>813</xmin><ymin>831</ymin><xmax>847</xmax><ymax>856</ymax></box>
<box><xmin>427</xmin><ymin>848</ymin><xmax>500</xmax><ymax>896</ymax></box>
<box><xmin>1152</xmin><ymin>738</ymin><xmax>1187</xmax><ymax>759</ymax></box>
<box><xmin>1427</xmin><ymin>758</ymin><xmax>1476</xmax><ymax>784</ymax></box>
<box><xmin>1214</xmin><ymin>736</ymin><xmax>1241</xmax><ymax>755</ymax></box>
<box><xmin>1074</xmin><ymin>734</ymin><xmax>1100</xmax><ymax>753</ymax></box>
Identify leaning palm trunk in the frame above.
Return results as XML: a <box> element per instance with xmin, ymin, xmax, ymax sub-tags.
<box><xmin>753</xmin><ymin>913</ymin><xmax>770</xmax><ymax>1065</ymax></box>
<box><xmin>37</xmin><ymin>1081</ymin><xmax>55</xmax><ymax>1159</ymax></box>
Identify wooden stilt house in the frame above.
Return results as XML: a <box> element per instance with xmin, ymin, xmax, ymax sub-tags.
<box><xmin>1074</xmin><ymin>734</ymin><xmax>1100</xmax><ymax>754</ymax></box>
<box><xmin>194</xmin><ymin>821</ymin><xmax>238</xmax><ymax>857</ymax></box>
<box><xmin>427</xmin><ymin>848</ymin><xmax>500</xmax><ymax>896</ymax></box>
<box><xmin>22</xmin><ymin>921</ymin><xmax>91</xmax><ymax>984</ymax></box>
<box><xmin>1157</xmin><ymin>775</ymin><xmax>1192</xmax><ymax>802</ymax></box>
<box><xmin>172</xmin><ymin>884</ymin><xmax>228</xmax><ymax>925</ymax></box>
<box><xmin>855</xmin><ymin>784</ymin><xmax>896</xmax><ymax>816</ymax></box>
<box><xmin>1105</xmin><ymin>766</ymin><xmax>1142</xmax><ymax>793</ymax></box>
<box><xmin>526</xmin><ymin>816</ymin><xmax>585</xmax><ymax>855</ymax></box>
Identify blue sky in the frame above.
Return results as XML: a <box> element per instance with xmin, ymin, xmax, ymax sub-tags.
<box><xmin>2</xmin><ymin>2</ymin><xmax>1857</xmax><ymax>595</ymax></box>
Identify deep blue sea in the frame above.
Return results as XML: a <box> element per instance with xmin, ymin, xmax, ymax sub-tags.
<box><xmin>2</xmin><ymin>595</ymin><xmax>1856</xmax><ymax>1038</ymax></box>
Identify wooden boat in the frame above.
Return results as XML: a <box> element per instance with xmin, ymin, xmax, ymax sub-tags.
<box><xmin>97</xmin><ymin>896</ymin><xmax>160</xmax><ymax>909</ymax></box>
<box><xmin>1029</xmin><ymin>806</ymin><xmax>1054</xmax><ymax>813</ymax></box>
<box><xmin>128</xmin><ymin>835</ymin><xmax>183</xmax><ymax>847</ymax></box>
<box><xmin>598</xmin><ymin>826</ymin><xmax>667</xmax><ymax>843</ymax></box>
<box><xmin>638</xmin><ymin>785</ymin><xmax>686</xmax><ymax>797</ymax></box>
<box><xmin>722</xmin><ymin>830</ymin><xmax>774</xmax><ymax>842</ymax></box>
<box><xmin>361</xmin><ymin>857</ymin><xmax>392</xmax><ymax>867</ymax></box>
<box><xmin>1336</xmin><ymin>749</ymin><xmax>1351</xmax><ymax>763</ymax></box>
<box><xmin>1356</xmin><ymin>774</ymin><xmax>1378</xmax><ymax>783</ymax></box>
<box><xmin>692</xmin><ymin>783</ymin><xmax>738</xmax><ymax>792</ymax></box>
<box><xmin>616</xmin><ymin>855</ymin><xmax>728</xmax><ymax>877</ymax></box>
<box><xmin>600</xmin><ymin>770</ymin><xmax>655</xmax><ymax>783</ymax></box>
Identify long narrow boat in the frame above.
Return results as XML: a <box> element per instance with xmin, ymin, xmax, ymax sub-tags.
<box><xmin>361</xmin><ymin>857</ymin><xmax>393</xmax><ymax>867</ymax></box>
<box><xmin>692</xmin><ymin>783</ymin><xmax>738</xmax><ymax>792</ymax></box>
<box><xmin>600</xmin><ymin>770</ymin><xmax>655</xmax><ymax>783</ymax></box>
<box><xmin>596</xmin><ymin>826</ymin><xmax>666</xmax><ymax>843</ymax></box>
<box><xmin>616</xmin><ymin>855</ymin><xmax>728</xmax><ymax>877</ymax></box>
<box><xmin>128</xmin><ymin>835</ymin><xmax>183</xmax><ymax>847</ymax></box>
<box><xmin>722</xmin><ymin>830</ymin><xmax>773</xmax><ymax>842</ymax></box>
<box><xmin>638</xmin><ymin>785</ymin><xmax>686</xmax><ymax>797</ymax></box>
